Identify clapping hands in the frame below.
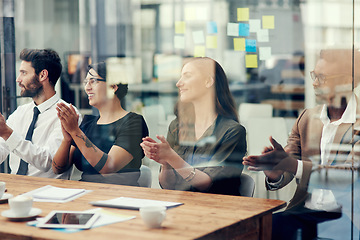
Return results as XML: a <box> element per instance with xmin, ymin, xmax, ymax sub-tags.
<box><xmin>56</xmin><ymin>103</ymin><xmax>79</xmax><ymax>141</ymax></box>
<box><xmin>140</xmin><ymin>135</ymin><xmax>176</xmax><ymax>165</ymax></box>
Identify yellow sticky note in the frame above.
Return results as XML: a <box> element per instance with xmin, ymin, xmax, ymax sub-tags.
<box><xmin>237</xmin><ymin>8</ymin><xmax>249</xmax><ymax>21</ymax></box>
<box><xmin>262</xmin><ymin>15</ymin><xmax>275</xmax><ymax>29</ymax></box>
<box><xmin>185</xmin><ymin>8</ymin><xmax>196</xmax><ymax>21</ymax></box>
<box><xmin>206</xmin><ymin>36</ymin><xmax>217</xmax><ymax>49</ymax></box>
<box><xmin>234</xmin><ymin>38</ymin><xmax>245</xmax><ymax>51</ymax></box>
<box><xmin>194</xmin><ymin>46</ymin><xmax>206</xmax><ymax>57</ymax></box>
<box><xmin>175</xmin><ymin>21</ymin><xmax>186</xmax><ymax>34</ymax></box>
<box><xmin>246</xmin><ymin>55</ymin><xmax>258</xmax><ymax>68</ymax></box>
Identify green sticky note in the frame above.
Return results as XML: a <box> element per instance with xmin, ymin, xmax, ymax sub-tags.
<box><xmin>227</xmin><ymin>23</ymin><xmax>239</xmax><ymax>36</ymax></box>
<box><xmin>206</xmin><ymin>36</ymin><xmax>217</xmax><ymax>49</ymax></box>
<box><xmin>174</xmin><ymin>36</ymin><xmax>185</xmax><ymax>49</ymax></box>
<box><xmin>237</xmin><ymin>8</ymin><xmax>249</xmax><ymax>21</ymax></box>
<box><xmin>194</xmin><ymin>46</ymin><xmax>206</xmax><ymax>57</ymax></box>
<box><xmin>246</xmin><ymin>54</ymin><xmax>258</xmax><ymax>68</ymax></box>
<box><xmin>192</xmin><ymin>30</ymin><xmax>205</xmax><ymax>44</ymax></box>
<box><xmin>257</xmin><ymin>29</ymin><xmax>269</xmax><ymax>42</ymax></box>
<box><xmin>262</xmin><ymin>15</ymin><xmax>275</xmax><ymax>29</ymax></box>
<box><xmin>259</xmin><ymin>47</ymin><xmax>271</xmax><ymax>60</ymax></box>
<box><xmin>249</xmin><ymin>19</ymin><xmax>261</xmax><ymax>32</ymax></box>
<box><xmin>175</xmin><ymin>21</ymin><xmax>186</xmax><ymax>34</ymax></box>
<box><xmin>234</xmin><ymin>38</ymin><xmax>245</xmax><ymax>51</ymax></box>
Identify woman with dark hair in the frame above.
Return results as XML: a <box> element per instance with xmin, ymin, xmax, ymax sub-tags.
<box><xmin>141</xmin><ymin>57</ymin><xmax>246</xmax><ymax>195</ymax></box>
<box><xmin>52</xmin><ymin>62</ymin><xmax>148</xmax><ymax>185</ymax></box>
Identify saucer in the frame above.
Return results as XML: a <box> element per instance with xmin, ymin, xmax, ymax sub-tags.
<box><xmin>1</xmin><ymin>208</ymin><xmax>42</xmax><ymax>221</ymax></box>
<box><xmin>0</xmin><ymin>193</ymin><xmax>13</xmax><ymax>204</ymax></box>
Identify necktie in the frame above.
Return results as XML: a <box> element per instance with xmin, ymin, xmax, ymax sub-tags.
<box><xmin>17</xmin><ymin>107</ymin><xmax>40</xmax><ymax>175</ymax></box>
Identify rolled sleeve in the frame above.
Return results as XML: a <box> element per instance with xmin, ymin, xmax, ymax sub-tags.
<box><xmin>5</xmin><ymin>131</ymin><xmax>22</xmax><ymax>152</ymax></box>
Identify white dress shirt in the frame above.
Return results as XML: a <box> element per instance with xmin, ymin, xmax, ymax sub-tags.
<box><xmin>0</xmin><ymin>93</ymin><xmax>81</xmax><ymax>179</ymax></box>
<box><xmin>319</xmin><ymin>94</ymin><xmax>356</xmax><ymax>165</ymax></box>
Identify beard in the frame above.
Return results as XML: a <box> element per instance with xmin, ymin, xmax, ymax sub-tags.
<box><xmin>314</xmin><ymin>84</ymin><xmax>352</xmax><ymax>108</ymax></box>
<box><xmin>20</xmin><ymin>75</ymin><xmax>43</xmax><ymax>98</ymax></box>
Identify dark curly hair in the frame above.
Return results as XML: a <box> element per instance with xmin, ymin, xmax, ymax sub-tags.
<box><xmin>19</xmin><ymin>48</ymin><xmax>62</xmax><ymax>86</ymax></box>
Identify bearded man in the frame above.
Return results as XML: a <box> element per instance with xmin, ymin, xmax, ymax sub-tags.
<box><xmin>244</xmin><ymin>48</ymin><xmax>360</xmax><ymax>239</ymax></box>
<box><xmin>0</xmin><ymin>48</ymin><xmax>81</xmax><ymax>179</ymax></box>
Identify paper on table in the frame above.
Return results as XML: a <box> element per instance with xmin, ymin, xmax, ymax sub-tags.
<box><xmin>90</xmin><ymin>197</ymin><xmax>183</xmax><ymax>210</ymax></box>
<box><xmin>85</xmin><ymin>208</ymin><xmax>136</xmax><ymax>228</ymax></box>
<box><xmin>33</xmin><ymin>186</ymin><xmax>85</xmax><ymax>200</ymax></box>
<box><xmin>22</xmin><ymin>185</ymin><xmax>92</xmax><ymax>203</ymax></box>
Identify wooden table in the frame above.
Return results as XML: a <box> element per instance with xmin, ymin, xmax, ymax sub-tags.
<box><xmin>0</xmin><ymin>173</ymin><xmax>286</xmax><ymax>240</ymax></box>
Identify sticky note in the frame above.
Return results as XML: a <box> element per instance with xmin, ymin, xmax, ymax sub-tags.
<box><xmin>262</xmin><ymin>15</ymin><xmax>275</xmax><ymax>29</ymax></box>
<box><xmin>192</xmin><ymin>30</ymin><xmax>205</xmax><ymax>44</ymax></box>
<box><xmin>175</xmin><ymin>21</ymin><xmax>186</xmax><ymax>34</ymax></box>
<box><xmin>239</xmin><ymin>23</ymin><xmax>249</xmax><ymax>37</ymax></box>
<box><xmin>185</xmin><ymin>8</ymin><xmax>196</xmax><ymax>21</ymax></box>
<box><xmin>259</xmin><ymin>47</ymin><xmax>272</xmax><ymax>60</ymax></box>
<box><xmin>207</xmin><ymin>21</ymin><xmax>218</xmax><ymax>34</ymax></box>
<box><xmin>245</xmin><ymin>39</ymin><xmax>257</xmax><ymax>52</ymax></box>
<box><xmin>237</xmin><ymin>8</ymin><xmax>249</xmax><ymax>21</ymax></box>
<box><xmin>227</xmin><ymin>23</ymin><xmax>239</xmax><ymax>36</ymax></box>
<box><xmin>249</xmin><ymin>19</ymin><xmax>261</xmax><ymax>32</ymax></box>
<box><xmin>234</xmin><ymin>38</ymin><xmax>245</xmax><ymax>51</ymax></box>
<box><xmin>174</xmin><ymin>36</ymin><xmax>185</xmax><ymax>49</ymax></box>
<box><xmin>206</xmin><ymin>36</ymin><xmax>217</xmax><ymax>49</ymax></box>
<box><xmin>196</xmin><ymin>8</ymin><xmax>208</xmax><ymax>21</ymax></box>
<box><xmin>246</xmin><ymin>55</ymin><xmax>258</xmax><ymax>68</ymax></box>
<box><xmin>194</xmin><ymin>46</ymin><xmax>206</xmax><ymax>57</ymax></box>
<box><xmin>257</xmin><ymin>29</ymin><xmax>269</xmax><ymax>42</ymax></box>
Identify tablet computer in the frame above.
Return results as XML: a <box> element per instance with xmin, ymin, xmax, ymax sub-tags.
<box><xmin>37</xmin><ymin>210</ymin><xmax>100</xmax><ymax>229</ymax></box>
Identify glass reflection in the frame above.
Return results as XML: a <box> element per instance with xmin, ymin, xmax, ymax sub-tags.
<box><xmin>244</xmin><ymin>48</ymin><xmax>359</xmax><ymax>239</ymax></box>
<box><xmin>1</xmin><ymin>0</ymin><xmax>359</xmax><ymax>239</ymax></box>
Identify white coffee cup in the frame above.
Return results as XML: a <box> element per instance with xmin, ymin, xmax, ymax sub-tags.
<box><xmin>139</xmin><ymin>206</ymin><xmax>166</xmax><ymax>228</ymax></box>
<box><xmin>8</xmin><ymin>195</ymin><xmax>33</xmax><ymax>217</ymax></box>
<box><xmin>0</xmin><ymin>182</ymin><xmax>5</xmax><ymax>198</ymax></box>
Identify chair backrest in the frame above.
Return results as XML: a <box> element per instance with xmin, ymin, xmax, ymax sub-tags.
<box><xmin>246</xmin><ymin>117</ymin><xmax>288</xmax><ymax>155</ymax></box>
<box><xmin>238</xmin><ymin>103</ymin><xmax>273</xmax><ymax>126</ymax></box>
<box><xmin>138</xmin><ymin>165</ymin><xmax>152</xmax><ymax>188</ymax></box>
<box><xmin>69</xmin><ymin>165</ymin><xmax>82</xmax><ymax>181</ymax></box>
<box><xmin>239</xmin><ymin>173</ymin><xmax>255</xmax><ymax>197</ymax></box>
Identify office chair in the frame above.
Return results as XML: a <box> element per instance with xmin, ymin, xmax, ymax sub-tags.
<box><xmin>239</xmin><ymin>173</ymin><xmax>255</xmax><ymax>197</ymax></box>
<box><xmin>138</xmin><ymin>165</ymin><xmax>152</xmax><ymax>188</ymax></box>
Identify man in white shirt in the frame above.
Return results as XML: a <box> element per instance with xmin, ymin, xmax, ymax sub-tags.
<box><xmin>243</xmin><ymin>48</ymin><xmax>360</xmax><ymax>240</ymax></box>
<box><xmin>0</xmin><ymin>48</ymin><xmax>81</xmax><ymax>179</ymax></box>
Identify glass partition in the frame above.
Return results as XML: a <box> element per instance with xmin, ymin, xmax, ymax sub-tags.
<box><xmin>0</xmin><ymin>0</ymin><xmax>357</xmax><ymax>238</ymax></box>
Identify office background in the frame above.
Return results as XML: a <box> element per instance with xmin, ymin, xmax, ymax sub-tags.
<box><xmin>0</xmin><ymin>0</ymin><xmax>359</xmax><ymax>239</ymax></box>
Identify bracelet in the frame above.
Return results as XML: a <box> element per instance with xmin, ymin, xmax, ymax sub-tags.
<box><xmin>94</xmin><ymin>153</ymin><xmax>108</xmax><ymax>172</ymax></box>
<box><xmin>266</xmin><ymin>174</ymin><xmax>284</xmax><ymax>190</ymax></box>
<box><xmin>184</xmin><ymin>168</ymin><xmax>196</xmax><ymax>182</ymax></box>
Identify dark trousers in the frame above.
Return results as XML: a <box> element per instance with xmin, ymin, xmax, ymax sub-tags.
<box><xmin>272</xmin><ymin>206</ymin><xmax>342</xmax><ymax>240</ymax></box>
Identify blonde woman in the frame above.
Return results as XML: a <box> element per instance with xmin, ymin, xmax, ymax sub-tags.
<box><xmin>141</xmin><ymin>57</ymin><xmax>246</xmax><ymax>195</ymax></box>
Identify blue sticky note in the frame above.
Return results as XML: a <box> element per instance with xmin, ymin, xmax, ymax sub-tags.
<box><xmin>239</xmin><ymin>23</ymin><xmax>249</xmax><ymax>37</ymax></box>
<box><xmin>246</xmin><ymin>39</ymin><xmax>257</xmax><ymax>52</ymax></box>
<box><xmin>207</xmin><ymin>21</ymin><xmax>218</xmax><ymax>34</ymax></box>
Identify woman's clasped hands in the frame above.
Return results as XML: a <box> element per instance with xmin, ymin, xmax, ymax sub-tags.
<box><xmin>56</xmin><ymin>103</ymin><xmax>79</xmax><ymax>140</ymax></box>
<box><xmin>140</xmin><ymin>135</ymin><xmax>176</xmax><ymax>165</ymax></box>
